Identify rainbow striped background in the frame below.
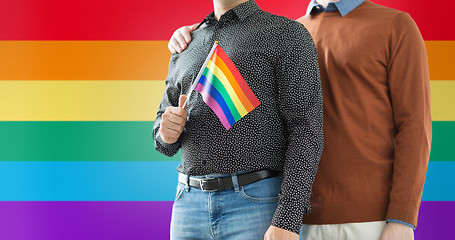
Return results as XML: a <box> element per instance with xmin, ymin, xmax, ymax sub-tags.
<box><xmin>0</xmin><ymin>0</ymin><xmax>453</xmax><ymax>239</ymax></box>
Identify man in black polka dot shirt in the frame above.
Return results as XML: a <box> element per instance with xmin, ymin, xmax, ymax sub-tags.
<box><xmin>154</xmin><ymin>0</ymin><xmax>323</xmax><ymax>239</ymax></box>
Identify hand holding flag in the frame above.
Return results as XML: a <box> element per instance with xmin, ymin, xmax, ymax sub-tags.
<box><xmin>159</xmin><ymin>95</ymin><xmax>188</xmax><ymax>144</ymax></box>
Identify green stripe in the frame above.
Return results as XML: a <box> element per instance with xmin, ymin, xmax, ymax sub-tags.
<box><xmin>0</xmin><ymin>121</ymin><xmax>180</xmax><ymax>161</ymax></box>
<box><xmin>0</xmin><ymin>121</ymin><xmax>451</xmax><ymax>161</ymax></box>
<box><xmin>203</xmin><ymin>68</ymin><xmax>241</xmax><ymax>121</ymax></box>
<box><xmin>429</xmin><ymin>121</ymin><xmax>455</xmax><ymax>162</ymax></box>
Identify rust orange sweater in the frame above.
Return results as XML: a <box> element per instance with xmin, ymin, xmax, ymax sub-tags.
<box><xmin>297</xmin><ymin>0</ymin><xmax>431</xmax><ymax>227</ymax></box>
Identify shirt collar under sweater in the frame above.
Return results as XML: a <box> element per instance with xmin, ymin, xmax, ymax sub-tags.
<box><xmin>305</xmin><ymin>0</ymin><xmax>365</xmax><ymax>18</ymax></box>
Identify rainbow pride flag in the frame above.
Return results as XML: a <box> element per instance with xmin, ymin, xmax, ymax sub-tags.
<box><xmin>189</xmin><ymin>42</ymin><xmax>260</xmax><ymax>130</ymax></box>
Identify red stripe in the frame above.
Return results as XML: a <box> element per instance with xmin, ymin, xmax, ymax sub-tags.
<box><xmin>373</xmin><ymin>0</ymin><xmax>454</xmax><ymax>41</ymax></box>
<box><xmin>215</xmin><ymin>46</ymin><xmax>261</xmax><ymax>108</ymax></box>
<box><xmin>0</xmin><ymin>0</ymin><xmax>451</xmax><ymax>40</ymax></box>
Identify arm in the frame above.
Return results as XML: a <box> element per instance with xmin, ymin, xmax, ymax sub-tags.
<box><xmin>269</xmin><ymin>21</ymin><xmax>324</xmax><ymax>235</ymax></box>
<box><xmin>380</xmin><ymin>222</ymin><xmax>414</xmax><ymax>240</ymax></box>
<box><xmin>153</xmin><ymin>56</ymin><xmax>187</xmax><ymax>157</ymax></box>
<box><xmin>383</xmin><ymin>12</ymin><xmax>432</xmax><ymax>237</ymax></box>
<box><xmin>168</xmin><ymin>24</ymin><xmax>198</xmax><ymax>53</ymax></box>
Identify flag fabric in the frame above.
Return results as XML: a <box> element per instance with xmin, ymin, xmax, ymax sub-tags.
<box><xmin>190</xmin><ymin>42</ymin><xmax>261</xmax><ymax>130</ymax></box>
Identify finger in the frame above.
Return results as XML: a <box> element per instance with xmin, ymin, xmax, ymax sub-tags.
<box><xmin>163</xmin><ymin>111</ymin><xmax>185</xmax><ymax>128</ymax></box>
<box><xmin>263</xmin><ymin>228</ymin><xmax>269</xmax><ymax>240</ymax></box>
<box><xmin>168</xmin><ymin>41</ymin><xmax>177</xmax><ymax>54</ymax></box>
<box><xmin>159</xmin><ymin>128</ymin><xmax>178</xmax><ymax>144</ymax></box>
<box><xmin>183</xmin><ymin>24</ymin><xmax>198</xmax><ymax>44</ymax></box>
<box><xmin>167</xmin><ymin>113</ymin><xmax>186</xmax><ymax>126</ymax></box>
<box><xmin>161</xmin><ymin>126</ymin><xmax>180</xmax><ymax>138</ymax></box>
<box><xmin>162</xmin><ymin>137</ymin><xmax>176</xmax><ymax>144</ymax></box>
<box><xmin>165</xmin><ymin>107</ymin><xmax>185</xmax><ymax>118</ymax></box>
<box><xmin>161</xmin><ymin>135</ymin><xmax>177</xmax><ymax>144</ymax></box>
<box><xmin>174</xmin><ymin>32</ymin><xmax>188</xmax><ymax>50</ymax></box>
<box><xmin>190</xmin><ymin>23</ymin><xmax>198</xmax><ymax>31</ymax></box>
<box><xmin>169</xmin><ymin>40</ymin><xmax>182</xmax><ymax>53</ymax></box>
<box><xmin>181</xmin><ymin>27</ymin><xmax>192</xmax><ymax>43</ymax></box>
<box><xmin>169</xmin><ymin>107</ymin><xmax>187</xmax><ymax>119</ymax></box>
<box><xmin>169</xmin><ymin>36</ymin><xmax>182</xmax><ymax>52</ymax></box>
<box><xmin>179</xmin><ymin>95</ymin><xmax>188</xmax><ymax>109</ymax></box>
<box><xmin>161</xmin><ymin>120</ymin><xmax>183</xmax><ymax>135</ymax></box>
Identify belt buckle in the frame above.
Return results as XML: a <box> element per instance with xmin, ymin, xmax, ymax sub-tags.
<box><xmin>197</xmin><ymin>178</ymin><xmax>217</xmax><ymax>192</ymax></box>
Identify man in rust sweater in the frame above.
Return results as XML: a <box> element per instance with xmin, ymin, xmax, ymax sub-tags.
<box><xmin>167</xmin><ymin>0</ymin><xmax>432</xmax><ymax>239</ymax></box>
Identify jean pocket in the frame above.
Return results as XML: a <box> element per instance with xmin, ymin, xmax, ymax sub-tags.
<box><xmin>240</xmin><ymin>176</ymin><xmax>282</xmax><ymax>202</ymax></box>
<box><xmin>174</xmin><ymin>183</ymin><xmax>186</xmax><ymax>202</ymax></box>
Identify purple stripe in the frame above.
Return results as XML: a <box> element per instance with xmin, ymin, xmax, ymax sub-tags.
<box><xmin>0</xmin><ymin>201</ymin><xmax>452</xmax><ymax>239</ymax></box>
<box><xmin>0</xmin><ymin>201</ymin><xmax>173</xmax><ymax>240</ymax></box>
<box><xmin>195</xmin><ymin>82</ymin><xmax>232</xmax><ymax>130</ymax></box>
<box><xmin>415</xmin><ymin>201</ymin><xmax>455</xmax><ymax>239</ymax></box>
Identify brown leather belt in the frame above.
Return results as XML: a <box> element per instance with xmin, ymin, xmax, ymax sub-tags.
<box><xmin>178</xmin><ymin>170</ymin><xmax>281</xmax><ymax>192</ymax></box>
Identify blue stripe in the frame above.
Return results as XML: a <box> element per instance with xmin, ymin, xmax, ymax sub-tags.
<box><xmin>198</xmin><ymin>74</ymin><xmax>236</xmax><ymax>126</ymax></box>
<box><xmin>0</xmin><ymin>161</ymin><xmax>179</xmax><ymax>201</ymax></box>
<box><xmin>0</xmin><ymin>161</ymin><xmax>452</xmax><ymax>201</ymax></box>
<box><xmin>421</xmin><ymin>161</ymin><xmax>455</xmax><ymax>201</ymax></box>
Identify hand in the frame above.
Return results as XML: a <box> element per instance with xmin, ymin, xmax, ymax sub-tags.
<box><xmin>168</xmin><ymin>24</ymin><xmax>198</xmax><ymax>53</ymax></box>
<box><xmin>264</xmin><ymin>225</ymin><xmax>299</xmax><ymax>240</ymax></box>
<box><xmin>159</xmin><ymin>95</ymin><xmax>188</xmax><ymax>144</ymax></box>
<box><xmin>380</xmin><ymin>222</ymin><xmax>414</xmax><ymax>240</ymax></box>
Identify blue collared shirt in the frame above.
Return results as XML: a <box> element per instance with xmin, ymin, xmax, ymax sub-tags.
<box><xmin>305</xmin><ymin>0</ymin><xmax>365</xmax><ymax>18</ymax></box>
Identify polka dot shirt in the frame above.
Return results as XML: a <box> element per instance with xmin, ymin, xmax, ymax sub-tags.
<box><xmin>153</xmin><ymin>0</ymin><xmax>323</xmax><ymax>234</ymax></box>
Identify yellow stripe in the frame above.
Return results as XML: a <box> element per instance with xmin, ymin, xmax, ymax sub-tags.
<box><xmin>206</xmin><ymin>60</ymin><xmax>248</xmax><ymax>116</ymax></box>
<box><xmin>430</xmin><ymin>80</ymin><xmax>455</xmax><ymax>121</ymax></box>
<box><xmin>0</xmin><ymin>80</ymin><xmax>165</xmax><ymax>121</ymax></box>
<box><xmin>0</xmin><ymin>80</ymin><xmax>453</xmax><ymax>121</ymax></box>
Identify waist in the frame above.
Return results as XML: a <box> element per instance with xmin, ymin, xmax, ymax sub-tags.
<box><xmin>178</xmin><ymin>169</ymin><xmax>282</xmax><ymax>192</ymax></box>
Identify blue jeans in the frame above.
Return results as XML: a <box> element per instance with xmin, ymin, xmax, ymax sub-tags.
<box><xmin>170</xmin><ymin>173</ymin><xmax>282</xmax><ymax>240</ymax></box>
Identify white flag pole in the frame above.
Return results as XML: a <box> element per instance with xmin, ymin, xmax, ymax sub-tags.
<box><xmin>182</xmin><ymin>41</ymin><xmax>219</xmax><ymax>109</ymax></box>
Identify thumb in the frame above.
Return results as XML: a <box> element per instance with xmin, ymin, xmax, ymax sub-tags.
<box><xmin>190</xmin><ymin>23</ymin><xmax>198</xmax><ymax>31</ymax></box>
<box><xmin>178</xmin><ymin>95</ymin><xmax>187</xmax><ymax>109</ymax></box>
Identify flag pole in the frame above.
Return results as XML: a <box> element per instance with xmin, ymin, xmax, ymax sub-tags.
<box><xmin>182</xmin><ymin>41</ymin><xmax>219</xmax><ymax>109</ymax></box>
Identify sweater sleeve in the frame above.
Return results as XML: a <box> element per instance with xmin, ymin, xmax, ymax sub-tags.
<box><xmin>153</xmin><ymin>54</ymin><xmax>183</xmax><ymax>157</ymax></box>
<box><xmin>385</xmin><ymin>12</ymin><xmax>432</xmax><ymax>228</ymax></box>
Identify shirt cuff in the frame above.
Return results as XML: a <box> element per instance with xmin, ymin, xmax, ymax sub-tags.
<box><xmin>271</xmin><ymin>199</ymin><xmax>308</xmax><ymax>234</ymax></box>
<box><xmin>154</xmin><ymin>131</ymin><xmax>181</xmax><ymax>157</ymax></box>
<box><xmin>386</xmin><ymin>219</ymin><xmax>416</xmax><ymax>230</ymax></box>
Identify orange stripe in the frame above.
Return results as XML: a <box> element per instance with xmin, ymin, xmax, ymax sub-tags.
<box><xmin>0</xmin><ymin>41</ymin><xmax>452</xmax><ymax>80</ymax></box>
<box><xmin>426</xmin><ymin>41</ymin><xmax>454</xmax><ymax>80</ymax></box>
<box><xmin>210</xmin><ymin>52</ymin><xmax>255</xmax><ymax>112</ymax></box>
<box><xmin>0</xmin><ymin>41</ymin><xmax>170</xmax><ymax>80</ymax></box>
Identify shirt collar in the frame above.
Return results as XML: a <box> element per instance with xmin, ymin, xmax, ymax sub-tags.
<box><xmin>305</xmin><ymin>0</ymin><xmax>365</xmax><ymax>18</ymax></box>
<box><xmin>231</xmin><ymin>0</ymin><xmax>262</xmax><ymax>21</ymax></box>
<box><xmin>197</xmin><ymin>0</ymin><xmax>261</xmax><ymax>29</ymax></box>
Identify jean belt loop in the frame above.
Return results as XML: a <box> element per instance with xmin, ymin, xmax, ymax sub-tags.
<box><xmin>231</xmin><ymin>173</ymin><xmax>240</xmax><ymax>192</ymax></box>
<box><xmin>185</xmin><ymin>175</ymin><xmax>190</xmax><ymax>192</ymax></box>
